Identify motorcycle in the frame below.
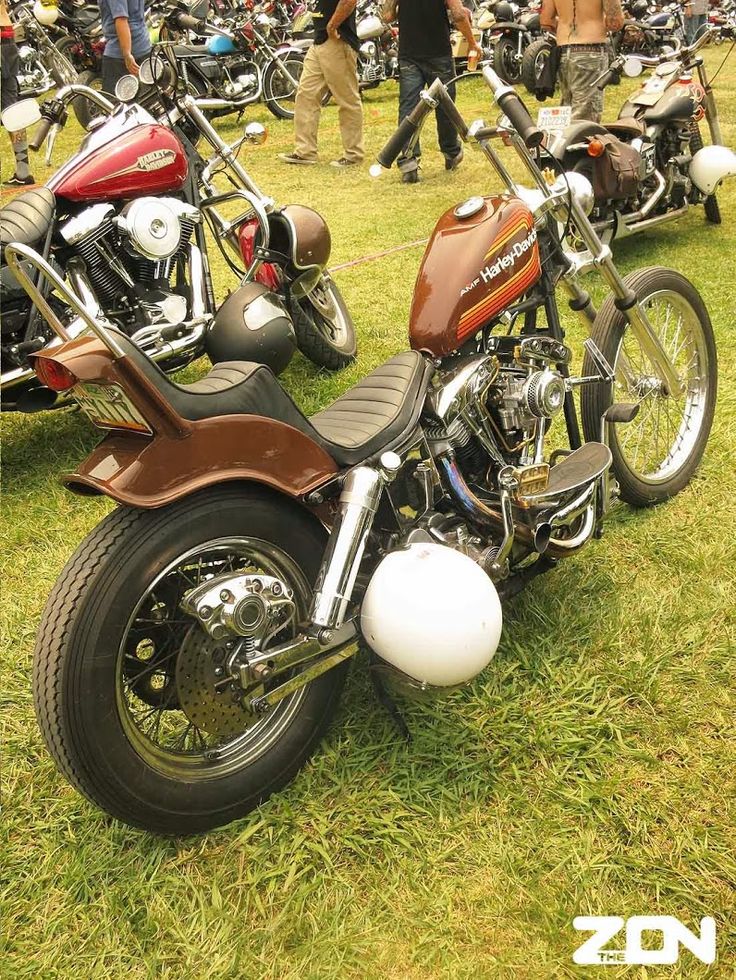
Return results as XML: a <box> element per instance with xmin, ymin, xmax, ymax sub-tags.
<box><xmin>158</xmin><ymin>3</ymin><xmax>309</xmax><ymax>120</ymax></box>
<box><xmin>9</xmin><ymin>0</ymin><xmax>78</xmax><ymax>98</ymax></box>
<box><xmin>617</xmin><ymin>0</ymin><xmax>685</xmax><ymax>57</ymax></box>
<box><xmin>0</xmin><ymin>55</ymin><xmax>356</xmax><ymax>411</ymax></box>
<box><xmin>489</xmin><ymin>0</ymin><xmax>542</xmax><ymax>85</ymax></box>
<box><xmin>355</xmin><ymin>0</ymin><xmax>399</xmax><ymax>89</ymax></box>
<box><xmin>12</xmin><ymin>65</ymin><xmax>716</xmax><ymax>834</ymax></box>
<box><xmin>551</xmin><ymin>29</ymin><xmax>736</xmax><ymax>242</ymax></box>
<box><xmin>50</xmin><ymin>1</ymin><xmax>107</xmax><ymax>128</ymax></box>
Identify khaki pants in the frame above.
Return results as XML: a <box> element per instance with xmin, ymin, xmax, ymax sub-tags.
<box><xmin>294</xmin><ymin>38</ymin><xmax>363</xmax><ymax>163</ymax></box>
<box><xmin>558</xmin><ymin>48</ymin><xmax>609</xmax><ymax>123</ymax></box>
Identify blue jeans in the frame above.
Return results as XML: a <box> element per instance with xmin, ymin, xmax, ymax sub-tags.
<box><xmin>685</xmin><ymin>13</ymin><xmax>707</xmax><ymax>45</ymax></box>
<box><xmin>397</xmin><ymin>56</ymin><xmax>461</xmax><ymax>170</ymax></box>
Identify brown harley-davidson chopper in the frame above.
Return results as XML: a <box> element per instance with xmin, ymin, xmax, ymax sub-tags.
<box><xmin>12</xmin><ymin>67</ymin><xmax>716</xmax><ymax>834</ymax></box>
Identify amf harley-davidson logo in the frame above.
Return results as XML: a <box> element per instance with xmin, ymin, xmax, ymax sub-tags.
<box><xmin>136</xmin><ymin>149</ymin><xmax>177</xmax><ymax>171</ymax></box>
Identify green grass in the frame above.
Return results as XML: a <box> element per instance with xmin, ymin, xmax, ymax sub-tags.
<box><xmin>2</xmin><ymin>57</ymin><xmax>736</xmax><ymax>978</ymax></box>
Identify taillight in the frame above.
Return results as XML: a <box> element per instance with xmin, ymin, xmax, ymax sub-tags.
<box><xmin>587</xmin><ymin>138</ymin><xmax>605</xmax><ymax>158</ymax></box>
<box><xmin>33</xmin><ymin>356</ymin><xmax>78</xmax><ymax>392</ymax></box>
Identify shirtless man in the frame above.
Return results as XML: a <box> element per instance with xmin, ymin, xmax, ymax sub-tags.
<box><xmin>541</xmin><ymin>0</ymin><xmax>624</xmax><ymax>122</ymax></box>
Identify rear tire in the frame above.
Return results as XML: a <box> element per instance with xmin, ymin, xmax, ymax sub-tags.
<box><xmin>521</xmin><ymin>36</ymin><xmax>553</xmax><ymax>96</ymax></box>
<box><xmin>493</xmin><ymin>36</ymin><xmax>522</xmax><ymax>85</ymax></box>
<box><xmin>580</xmin><ymin>267</ymin><xmax>716</xmax><ymax>506</ymax></box>
<box><xmin>290</xmin><ymin>275</ymin><xmax>357</xmax><ymax>371</ymax></box>
<box><xmin>33</xmin><ymin>486</ymin><xmax>349</xmax><ymax>834</ymax></box>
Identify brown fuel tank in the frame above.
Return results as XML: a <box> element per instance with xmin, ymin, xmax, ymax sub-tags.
<box><xmin>409</xmin><ymin>195</ymin><xmax>541</xmax><ymax>358</ymax></box>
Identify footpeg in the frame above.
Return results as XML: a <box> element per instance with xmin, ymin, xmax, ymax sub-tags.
<box><xmin>604</xmin><ymin>402</ymin><xmax>640</xmax><ymax>424</ymax></box>
<box><xmin>517</xmin><ymin>442</ymin><xmax>612</xmax><ymax>507</ymax></box>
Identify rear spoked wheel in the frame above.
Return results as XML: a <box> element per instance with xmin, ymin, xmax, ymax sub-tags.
<box><xmin>33</xmin><ymin>487</ymin><xmax>348</xmax><ymax>834</ymax></box>
<box><xmin>581</xmin><ymin>267</ymin><xmax>717</xmax><ymax>506</ymax></box>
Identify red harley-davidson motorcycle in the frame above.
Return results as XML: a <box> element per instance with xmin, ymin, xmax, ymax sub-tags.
<box><xmin>11</xmin><ymin>67</ymin><xmax>714</xmax><ymax>834</ymax></box>
<box><xmin>0</xmin><ymin>56</ymin><xmax>356</xmax><ymax>411</ymax></box>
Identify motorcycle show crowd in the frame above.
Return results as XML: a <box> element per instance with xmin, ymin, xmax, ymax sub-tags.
<box><xmin>1</xmin><ymin>0</ymin><xmax>734</xmax><ymax>186</ymax></box>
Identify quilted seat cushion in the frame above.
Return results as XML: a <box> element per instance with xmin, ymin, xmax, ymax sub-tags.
<box><xmin>0</xmin><ymin>187</ymin><xmax>55</xmax><ymax>249</ymax></box>
<box><xmin>309</xmin><ymin>351</ymin><xmax>431</xmax><ymax>463</ymax></box>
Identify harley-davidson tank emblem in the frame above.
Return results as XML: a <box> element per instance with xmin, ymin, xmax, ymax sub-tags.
<box><xmin>456</xmin><ymin>216</ymin><xmax>540</xmax><ymax>343</ymax></box>
<box><xmin>137</xmin><ymin>149</ymin><xmax>177</xmax><ymax>172</ymax></box>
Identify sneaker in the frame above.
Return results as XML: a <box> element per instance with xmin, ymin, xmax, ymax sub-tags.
<box><xmin>401</xmin><ymin>169</ymin><xmax>420</xmax><ymax>184</ymax></box>
<box><xmin>278</xmin><ymin>153</ymin><xmax>317</xmax><ymax>165</ymax></box>
<box><xmin>2</xmin><ymin>173</ymin><xmax>35</xmax><ymax>187</ymax></box>
<box><xmin>445</xmin><ymin>148</ymin><xmax>464</xmax><ymax>171</ymax></box>
<box><xmin>330</xmin><ymin>157</ymin><xmax>360</xmax><ymax>168</ymax></box>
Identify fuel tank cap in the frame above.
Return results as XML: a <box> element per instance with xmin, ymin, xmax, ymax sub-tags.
<box><xmin>454</xmin><ymin>196</ymin><xmax>486</xmax><ymax>220</ymax></box>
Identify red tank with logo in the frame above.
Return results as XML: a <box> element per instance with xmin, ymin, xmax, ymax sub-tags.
<box><xmin>50</xmin><ymin>125</ymin><xmax>189</xmax><ymax>202</ymax></box>
<box><xmin>409</xmin><ymin>195</ymin><xmax>541</xmax><ymax>358</ymax></box>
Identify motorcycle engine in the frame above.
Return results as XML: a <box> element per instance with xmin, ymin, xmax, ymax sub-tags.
<box><xmin>59</xmin><ymin>197</ymin><xmax>201</xmax><ymax>331</ymax></box>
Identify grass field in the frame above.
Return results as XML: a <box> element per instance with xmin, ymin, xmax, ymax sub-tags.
<box><xmin>2</xmin><ymin>54</ymin><xmax>735</xmax><ymax>978</ymax></box>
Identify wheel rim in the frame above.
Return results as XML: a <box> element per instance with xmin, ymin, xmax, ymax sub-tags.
<box><xmin>116</xmin><ymin>536</ymin><xmax>311</xmax><ymax>779</ymax></box>
<box><xmin>306</xmin><ymin>279</ymin><xmax>350</xmax><ymax>346</ymax></box>
<box><xmin>502</xmin><ymin>43</ymin><xmax>519</xmax><ymax>80</ymax></box>
<box><xmin>611</xmin><ymin>289</ymin><xmax>710</xmax><ymax>484</ymax></box>
<box><xmin>267</xmin><ymin>56</ymin><xmax>301</xmax><ymax>112</ymax></box>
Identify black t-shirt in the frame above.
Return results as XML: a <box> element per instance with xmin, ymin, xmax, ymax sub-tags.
<box><xmin>313</xmin><ymin>0</ymin><xmax>360</xmax><ymax>51</ymax></box>
<box><xmin>399</xmin><ymin>0</ymin><xmax>452</xmax><ymax>59</ymax></box>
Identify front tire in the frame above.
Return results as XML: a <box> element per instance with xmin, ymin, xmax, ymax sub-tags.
<box><xmin>33</xmin><ymin>486</ymin><xmax>348</xmax><ymax>834</ymax></box>
<box><xmin>263</xmin><ymin>51</ymin><xmax>305</xmax><ymax>120</ymax></box>
<box><xmin>73</xmin><ymin>70</ymin><xmax>105</xmax><ymax>129</ymax></box>
<box><xmin>48</xmin><ymin>46</ymin><xmax>78</xmax><ymax>87</ymax></box>
<box><xmin>580</xmin><ymin>267</ymin><xmax>717</xmax><ymax>506</ymax></box>
<box><xmin>289</xmin><ymin>275</ymin><xmax>357</xmax><ymax>370</ymax></box>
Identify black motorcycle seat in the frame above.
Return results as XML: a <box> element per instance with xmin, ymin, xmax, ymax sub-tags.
<box><xmin>111</xmin><ymin>331</ymin><xmax>433</xmax><ymax>467</ymax></box>
<box><xmin>172</xmin><ymin>43</ymin><xmax>211</xmax><ymax>58</ymax></box>
<box><xmin>607</xmin><ymin>116</ymin><xmax>646</xmax><ymax>137</ymax></box>
<box><xmin>0</xmin><ymin>187</ymin><xmax>55</xmax><ymax>250</ymax></box>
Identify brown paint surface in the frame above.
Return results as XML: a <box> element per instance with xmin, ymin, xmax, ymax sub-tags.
<box><xmin>409</xmin><ymin>195</ymin><xmax>541</xmax><ymax>358</ymax></box>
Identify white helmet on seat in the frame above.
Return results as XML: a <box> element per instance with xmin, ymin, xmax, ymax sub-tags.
<box><xmin>361</xmin><ymin>543</ymin><xmax>503</xmax><ymax>688</ymax></box>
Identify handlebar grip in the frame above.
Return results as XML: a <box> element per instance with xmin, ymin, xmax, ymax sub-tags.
<box><xmin>495</xmin><ymin>90</ymin><xmax>544</xmax><ymax>149</ymax></box>
<box><xmin>170</xmin><ymin>11</ymin><xmax>205</xmax><ymax>31</ymax></box>
<box><xmin>376</xmin><ymin>99</ymin><xmax>432</xmax><ymax>168</ymax></box>
<box><xmin>596</xmin><ymin>66</ymin><xmax>621</xmax><ymax>90</ymax></box>
<box><xmin>29</xmin><ymin>117</ymin><xmax>53</xmax><ymax>152</ymax></box>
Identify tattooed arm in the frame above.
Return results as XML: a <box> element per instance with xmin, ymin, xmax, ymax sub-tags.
<box><xmin>327</xmin><ymin>0</ymin><xmax>357</xmax><ymax>38</ymax></box>
<box><xmin>603</xmin><ymin>0</ymin><xmax>624</xmax><ymax>33</ymax></box>
<box><xmin>540</xmin><ymin>0</ymin><xmax>558</xmax><ymax>32</ymax></box>
<box><xmin>380</xmin><ymin>0</ymin><xmax>397</xmax><ymax>24</ymax></box>
<box><xmin>446</xmin><ymin>0</ymin><xmax>482</xmax><ymax>55</ymax></box>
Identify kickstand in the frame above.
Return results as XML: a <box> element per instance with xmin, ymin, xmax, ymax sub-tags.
<box><xmin>369</xmin><ymin>653</ymin><xmax>412</xmax><ymax>743</ymax></box>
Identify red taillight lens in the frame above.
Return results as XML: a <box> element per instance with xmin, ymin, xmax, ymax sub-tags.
<box><xmin>33</xmin><ymin>356</ymin><xmax>78</xmax><ymax>392</ymax></box>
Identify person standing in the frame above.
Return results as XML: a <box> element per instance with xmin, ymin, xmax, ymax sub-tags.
<box><xmin>683</xmin><ymin>0</ymin><xmax>708</xmax><ymax>45</ymax></box>
<box><xmin>99</xmin><ymin>0</ymin><xmax>151</xmax><ymax>94</ymax></box>
<box><xmin>279</xmin><ymin>0</ymin><xmax>364</xmax><ymax>168</ymax></box>
<box><xmin>540</xmin><ymin>0</ymin><xmax>624</xmax><ymax>122</ymax></box>
<box><xmin>0</xmin><ymin>0</ymin><xmax>34</xmax><ymax>187</ymax></box>
<box><xmin>381</xmin><ymin>0</ymin><xmax>482</xmax><ymax>184</ymax></box>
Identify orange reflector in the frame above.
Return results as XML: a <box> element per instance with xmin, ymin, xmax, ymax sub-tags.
<box><xmin>587</xmin><ymin>139</ymin><xmax>605</xmax><ymax>158</ymax></box>
<box><xmin>33</xmin><ymin>356</ymin><xmax>78</xmax><ymax>392</ymax></box>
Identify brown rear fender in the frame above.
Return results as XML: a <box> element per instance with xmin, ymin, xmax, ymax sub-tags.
<box><xmin>65</xmin><ymin>413</ymin><xmax>341</xmax><ymax>508</ymax></box>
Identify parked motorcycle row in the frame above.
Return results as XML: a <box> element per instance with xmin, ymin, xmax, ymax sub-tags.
<box><xmin>1</xmin><ymin>0</ymin><xmax>736</xmax><ymax>833</ymax></box>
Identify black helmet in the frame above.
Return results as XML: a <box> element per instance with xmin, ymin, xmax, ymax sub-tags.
<box><xmin>205</xmin><ymin>283</ymin><xmax>296</xmax><ymax>376</ymax></box>
<box><xmin>493</xmin><ymin>2</ymin><xmax>515</xmax><ymax>21</ymax></box>
<box><xmin>630</xmin><ymin>0</ymin><xmax>648</xmax><ymax>16</ymax></box>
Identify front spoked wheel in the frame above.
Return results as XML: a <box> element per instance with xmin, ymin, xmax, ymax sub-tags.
<box><xmin>289</xmin><ymin>274</ymin><xmax>357</xmax><ymax>370</ymax></box>
<box><xmin>33</xmin><ymin>487</ymin><xmax>348</xmax><ymax>834</ymax></box>
<box><xmin>581</xmin><ymin>267</ymin><xmax>717</xmax><ymax>506</ymax></box>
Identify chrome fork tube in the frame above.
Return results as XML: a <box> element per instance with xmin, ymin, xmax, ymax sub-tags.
<box><xmin>697</xmin><ymin>60</ymin><xmax>723</xmax><ymax>146</ymax></box>
<box><xmin>310</xmin><ymin>467</ymin><xmax>383</xmax><ymax>631</ymax></box>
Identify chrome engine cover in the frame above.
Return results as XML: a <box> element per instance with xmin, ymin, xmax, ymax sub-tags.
<box><xmin>116</xmin><ymin>197</ymin><xmax>200</xmax><ymax>260</ymax></box>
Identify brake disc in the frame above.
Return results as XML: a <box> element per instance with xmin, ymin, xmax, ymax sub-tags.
<box><xmin>175</xmin><ymin>626</ymin><xmax>260</xmax><ymax>738</ymax></box>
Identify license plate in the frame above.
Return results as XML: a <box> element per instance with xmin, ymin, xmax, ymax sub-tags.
<box><xmin>536</xmin><ymin>104</ymin><xmax>572</xmax><ymax>137</ymax></box>
<box><xmin>74</xmin><ymin>382</ymin><xmax>152</xmax><ymax>434</ymax></box>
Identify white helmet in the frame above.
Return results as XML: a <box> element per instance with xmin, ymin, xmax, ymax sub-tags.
<box><xmin>361</xmin><ymin>543</ymin><xmax>503</xmax><ymax>688</ymax></box>
<box><xmin>33</xmin><ymin>0</ymin><xmax>59</xmax><ymax>25</ymax></box>
<box><xmin>689</xmin><ymin>144</ymin><xmax>736</xmax><ymax>195</ymax></box>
